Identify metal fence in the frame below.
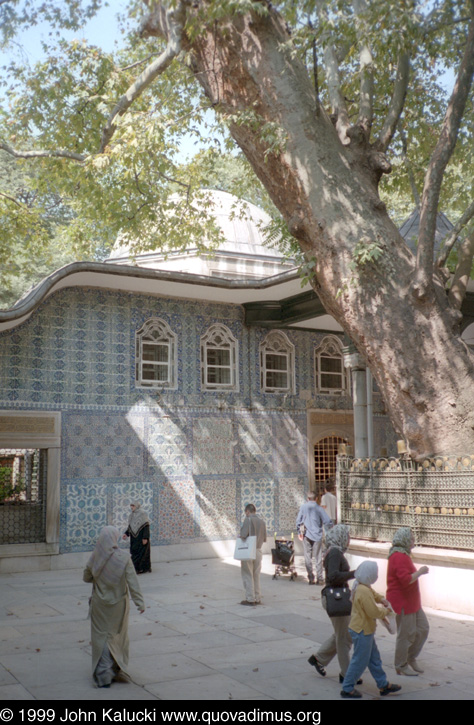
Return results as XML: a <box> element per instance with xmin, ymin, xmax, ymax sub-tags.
<box><xmin>0</xmin><ymin>448</ymin><xmax>47</xmax><ymax>545</ymax></box>
<box><xmin>337</xmin><ymin>455</ymin><xmax>474</xmax><ymax>551</ymax></box>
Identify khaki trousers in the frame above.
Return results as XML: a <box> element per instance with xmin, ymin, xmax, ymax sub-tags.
<box><xmin>317</xmin><ymin>612</ymin><xmax>353</xmax><ymax>676</ymax></box>
<box><xmin>394</xmin><ymin>608</ymin><xmax>429</xmax><ymax>668</ymax></box>
<box><xmin>241</xmin><ymin>549</ymin><xmax>263</xmax><ymax>603</ymax></box>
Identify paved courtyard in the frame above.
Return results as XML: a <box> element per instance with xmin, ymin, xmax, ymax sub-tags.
<box><xmin>1</xmin><ymin>554</ymin><xmax>474</xmax><ymax>701</ymax></box>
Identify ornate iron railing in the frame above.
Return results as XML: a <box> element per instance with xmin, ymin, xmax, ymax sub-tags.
<box><xmin>0</xmin><ymin>448</ymin><xmax>47</xmax><ymax>545</ymax></box>
<box><xmin>337</xmin><ymin>455</ymin><xmax>474</xmax><ymax>551</ymax></box>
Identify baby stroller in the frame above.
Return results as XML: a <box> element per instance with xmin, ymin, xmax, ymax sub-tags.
<box><xmin>271</xmin><ymin>534</ymin><xmax>297</xmax><ymax>581</ymax></box>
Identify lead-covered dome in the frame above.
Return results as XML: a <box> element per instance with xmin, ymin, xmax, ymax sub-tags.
<box><xmin>107</xmin><ymin>189</ymin><xmax>293</xmax><ymax>280</ymax></box>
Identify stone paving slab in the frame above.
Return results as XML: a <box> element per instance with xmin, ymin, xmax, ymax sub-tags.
<box><xmin>1</xmin><ymin>554</ymin><xmax>474</xmax><ymax>701</ymax></box>
<box><xmin>145</xmin><ymin>673</ymin><xmax>264</xmax><ymax>701</ymax></box>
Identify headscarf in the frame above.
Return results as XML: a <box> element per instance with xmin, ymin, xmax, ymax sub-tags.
<box><xmin>128</xmin><ymin>501</ymin><xmax>150</xmax><ymax>536</ymax></box>
<box><xmin>325</xmin><ymin>524</ymin><xmax>350</xmax><ymax>553</ymax></box>
<box><xmin>351</xmin><ymin>560</ymin><xmax>378</xmax><ymax>600</ymax></box>
<box><xmin>86</xmin><ymin>526</ymin><xmax>128</xmax><ymax>587</ymax></box>
<box><xmin>388</xmin><ymin>527</ymin><xmax>413</xmax><ymax>558</ymax></box>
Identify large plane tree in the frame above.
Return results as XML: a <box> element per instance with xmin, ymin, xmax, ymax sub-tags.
<box><xmin>1</xmin><ymin>0</ymin><xmax>474</xmax><ymax>458</ymax></box>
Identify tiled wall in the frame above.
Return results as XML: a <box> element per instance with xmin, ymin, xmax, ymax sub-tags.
<box><xmin>0</xmin><ymin>286</ymin><xmax>392</xmax><ymax>553</ymax></box>
<box><xmin>0</xmin><ymin>287</ymin><xmax>355</xmax><ymax>411</ymax></box>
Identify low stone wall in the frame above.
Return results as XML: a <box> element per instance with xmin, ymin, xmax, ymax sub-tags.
<box><xmin>346</xmin><ymin>539</ymin><xmax>474</xmax><ymax>618</ymax></box>
<box><xmin>338</xmin><ymin>455</ymin><xmax>474</xmax><ymax>551</ymax></box>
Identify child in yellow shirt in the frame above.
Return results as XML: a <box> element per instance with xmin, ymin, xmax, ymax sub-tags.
<box><xmin>341</xmin><ymin>561</ymin><xmax>401</xmax><ymax>699</ymax></box>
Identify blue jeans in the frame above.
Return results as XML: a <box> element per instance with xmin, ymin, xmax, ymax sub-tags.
<box><xmin>342</xmin><ymin>629</ymin><xmax>388</xmax><ymax>693</ymax></box>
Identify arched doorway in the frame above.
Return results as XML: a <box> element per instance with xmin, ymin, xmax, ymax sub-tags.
<box><xmin>314</xmin><ymin>435</ymin><xmax>349</xmax><ymax>499</ymax></box>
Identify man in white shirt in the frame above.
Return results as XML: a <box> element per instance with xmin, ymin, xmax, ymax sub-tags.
<box><xmin>321</xmin><ymin>481</ymin><xmax>337</xmax><ymax>522</ymax></box>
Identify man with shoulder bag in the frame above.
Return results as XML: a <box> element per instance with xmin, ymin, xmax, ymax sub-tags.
<box><xmin>239</xmin><ymin>503</ymin><xmax>267</xmax><ymax>606</ymax></box>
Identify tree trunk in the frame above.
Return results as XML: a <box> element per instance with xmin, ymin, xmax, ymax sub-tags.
<box><xmin>144</xmin><ymin>4</ymin><xmax>474</xmax><ymax>458</ymax></box>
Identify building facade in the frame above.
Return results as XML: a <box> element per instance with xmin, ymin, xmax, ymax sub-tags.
<box><xmin>0</xmin><ymin>191</ymin><xmax>397</xmax><ymax>567</ymax></box>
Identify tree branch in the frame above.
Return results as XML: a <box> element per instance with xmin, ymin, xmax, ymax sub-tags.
<box><xmin>353</xmin><ymin>0</ymin><xmax>374</xmax><ymax>133</ymax></box>
<box><xmin>307</xmin><ymin>18</ymin><xmax>319</xmax><ymax>104</ymax></box>
<box><xmin>0</xmin><ymin>141</ymin><xmax>85</xmax><ymax>163</ymax></box>
<box><xmin>99</xmin><ymin>2</ymin><xmax>186</xmax><ymax>153</ymax></box>
<box><xmin>437</xmin><ymin>197</ymin><xmax>474</xmax><ymax>269</ymax></box>
<box><xmin>118</xmin><ymin>52</ymin><xmax>163</xmax><ymax>72</ymax></box>
<box><xmin>0</xmin><ymin>191</ymin><xmax>26</xmax><ymax>209</ymax></box>
<box><xmin>448</xmin><ymin>230</ymin><xmax>474</xmax><ymax>310</ymax></box>
<box><xmin>414</xmin><ymin>3</ymin><xmax>474</xmax><ymax>298</ymax></box>
<box><xmin>315</xmin><ymin>0</ymin><xmax>350</xmax><ymax>143</ymax></box>
<box><xmin>398</xmin><ymin>126</ymin><xmax>420</xmax><ymax>206</ymax></box>
<box><xmin>375</xmin><ymin>52</ymin><xmax>410</xmax><ymax>152</ymax></box>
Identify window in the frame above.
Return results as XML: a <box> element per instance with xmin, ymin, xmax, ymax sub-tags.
<box><xmin>201</xmin><ymin>324</ymin><xmax>238</xmax><ymax>391</ymax></box>
<box><xmin>260</xmin><ymin>331</ymin><xmax>295</xmax><ymax>394</ymax></box>
<box><xmin>136</xmin><ymin>318</ymin><xmax>177</xmax><ymax>389</ymax></box>
<box><xmin>0</xmin><ymin>448</ymin><xmax>47</xmax><ymax>545</ymax></box>
<box><xmin>314</xmin><ymin>336</ymin><xmax>347</xmax><ymax>394</ymax></box>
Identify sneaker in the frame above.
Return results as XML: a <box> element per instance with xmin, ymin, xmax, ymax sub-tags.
<box><xmin>308</xmin><ymin>655</ymin><xmax>326</xmax><ymax>677</ymax></box>
<box><xmin>379</xmin><ymin>683</ymin><xmax>401</xmax><ymax>696</ymax></box>
<box><xmin>340</xmin><ymin>689</ymin><xmax>362</xmax><ymax>698</ymax></box>
<box><xmin>240</xmin><ymin>600</ymin><xmax>256</xmax><ymax>606</ymax></box>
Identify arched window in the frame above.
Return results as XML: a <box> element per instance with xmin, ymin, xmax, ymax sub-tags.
<box><xmin>260</xmin><ymin>330</ymin><xmax>295</xmax><ymax>394</ymax></box>
<box><xmin>201</xmin><ymin>324</ymin><xmax>238</xmax><ymax>391</ymax></box>
<box><xmin>135</xmin><ymin>318</ymin><xmax>177</xmax><ymax>389</ymax></box>
<box><xmin>314</xmin><ymin>336</ymin><xmax>347</xmax><ymax>395</ymax></box>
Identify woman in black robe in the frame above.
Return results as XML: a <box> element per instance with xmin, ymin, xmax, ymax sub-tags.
<box><xmin>123</xmin><ymin>501</ymin><xmax>152</xmax><ymax>574</ymax></box>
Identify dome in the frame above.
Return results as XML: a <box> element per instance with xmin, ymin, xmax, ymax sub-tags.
<box><xmin>107</xmin><ymin>189</ymin><xmax>293</xmax><ymax>280</ymax></box>
<box><xmin>399</xmin><ymin>208</ymin><xmax>453</xmax><ymax>253</ymax></box>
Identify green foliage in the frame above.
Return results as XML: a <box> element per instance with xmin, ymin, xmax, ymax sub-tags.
<box><xmin>0</xmin><ymin>150</ymin><xmax>79</xmax><ymax>306</ymax></box>
<box><xmin>0</xmin><ymin>0</ymin><xmax>473</xmax><ymax>300</ymax></box>
<box><xmin>351</xmin><ymin>239</ymin><xmax>384</xmax><ymax>268</ymax></box>
<box><xmin>299</xmin><ymin>255</ymin><xmax>317</xmax><ymax>287</ymax></box>
<box><xmin>0</xmin><ymin>0</ymin><xmax>106</xmax><ymax>47</ymax></box>
<box><xmin>0</xmin><ymin>465</ymin><xmax>15</xmax><ymax>502</ymax></box>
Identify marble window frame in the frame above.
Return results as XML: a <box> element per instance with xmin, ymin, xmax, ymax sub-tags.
<box><xmin>259</xmin><ymin>330</ymin><xmax>295</xmax><ymax>394</ymax></box>
<box><xmin>135</xmin><ymin>318</ymin><xmax>178</xmax><ymax>390</ymax></box>
<box><xmin>314</xmin><ymin>335</ymin><xmax>348</xmax><ymax>395</ymax></box>
<box><xmin>200</xmin><ymin>323</ymin><xmax>239</xmax><ymax>392</ymax></box>
<box><xmin>0</xmin><ymin>410</ymin><xmax>61</xmax><ymax>559</ymax></box>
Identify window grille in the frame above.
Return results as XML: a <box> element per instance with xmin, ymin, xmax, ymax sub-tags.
<box><xmin>136</xmin><ymin>318</ymin><xmax>177</xmax><ymax>389</ymax></box>
<box><xmin>338</xmin><ymin>455</ymin><xmax>474</xmax><ymax>551</ymax></box>
<box><xmin>0</xmin><ymin>448</ymin><xmax>47</xmax><ymax>545</ymax></box>
<box><xmin>260</xmin><ymin>331</ymin><xmax>295</xmax><ymax>394</ymax></box>
<box><xmin>315</xmin><ymin>336</ymin><xmax>348</xmax><ymax>394</ymax></box>
<box><xmin>314</xmin><ymin>436</ymin><xmax>348</xmax><ymax>495</ymax></box>
<box><xmin>201</xmin><ymin>324</ymin><xmax>239</xmax><ymax>391</ymax></box>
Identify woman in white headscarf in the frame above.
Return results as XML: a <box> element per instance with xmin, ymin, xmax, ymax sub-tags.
<box><xmin>123</xmin><ymin>501</ymin><xmax>152</xmax><ymax>574</ymax></box>
<box><xmin>84</xmin><ymin>526</ymin><xmax>145</xmax><ymax>688</ymax></box>
<box><xmin>308</xmin><ymin>524</ymin><xmax>357</xmax><ymax>683</ymax></box>
<box><xmin>340</xmin><ymin>561</ymin><xmax>401</xmax><ymax>699</ymax></box>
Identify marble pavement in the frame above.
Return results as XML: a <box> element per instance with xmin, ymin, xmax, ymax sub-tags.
<box><xmin>1</xmin><ymin>554</ymin><xmax>474</xmax><ymax>701</ymax></box>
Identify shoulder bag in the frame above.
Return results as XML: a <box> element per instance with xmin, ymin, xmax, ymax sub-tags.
<box><xmin>322</xmin><ymin>585</ymin><xmax>352</xmax><ymax>617</ymax></box>
<box><xmin>233</xmin><ymin>518</ymin><xmax>257</xmax><ymax>561</ymax></box>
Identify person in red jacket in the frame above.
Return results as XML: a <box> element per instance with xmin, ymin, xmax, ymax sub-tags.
<box><xmin>386</xmin><ymin>527</ymin><xmax>429</xmax><ymax>676</ymax></box>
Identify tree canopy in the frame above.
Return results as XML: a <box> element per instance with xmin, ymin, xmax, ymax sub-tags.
<box><xmin>2</xmin><ymin>1</ymin><xmax>472</xmax><ymax>270</ymax></box>
<box><xmin>1</xmin><ymin>0</ymin><xmax>474</xmax><ymax>456</ymax></box>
